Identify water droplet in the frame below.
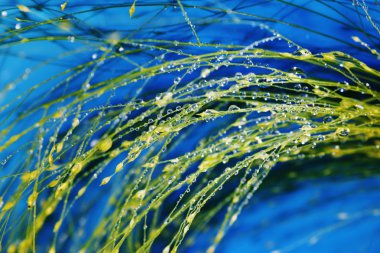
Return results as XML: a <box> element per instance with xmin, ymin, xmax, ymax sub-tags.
<box><xmin>294</xmin><ymin>83</ymin><xmax>302</xmax><ymax>90</ymax></box>
<box><xmin>323</xmin><ymin>116</ymin><xmax>333</xmax><ymax>123</ymax></box>
<box><xmin>201</xmin><ymin>68</ymin><xmax>211</xmax><ymax>78</ymax></box>
<box><xmin>235</xmin><ymin>72</ymin><xmax>243</xmax><ymax>80</ymax></box>
<box><xmin>336</xmin><ymin>127</ymin><xmax>350</xmax><ymax>137</ymax></box>
<box><xmin>228</xmin><ymin>105</ymin><xmax>240</xmax><ymax>111</ymax></box>
<box><xmin>67</xmin><ymin>36</ymin><xmax>75</xmax><ymax>43</ymax></box>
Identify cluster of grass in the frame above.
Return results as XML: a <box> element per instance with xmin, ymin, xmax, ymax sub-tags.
<box><xmin>0</xmin><ymin>1</ymin><xmax>379</xmax><ymax>252</ymax></box>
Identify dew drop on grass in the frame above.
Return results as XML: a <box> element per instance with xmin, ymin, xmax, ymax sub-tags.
<box><xmin>336</xmin><ymin>128</ymin><xmax>350</xmax><ymax>137</ymax></box>
<box><xmin>228</xmin><ymin>105</ymin><xmax>240</xmax><ymax>111</ymax></box>
<box><xmin>201</xmin><ymin>68</ymin><xmax>211</xmax><ymax>78</ymax></box>
<box><xmin>230</xmin><ymin>213</ymin><xmax>238</xmax><ymax>225</ymax></box>
<box><xmin>72</xmin><ymin>118</ymin><xmax>80</xmax><ymax>128</ymax></box>
<box><xmin>235</xmin><ymin>72</ymin><xmax>243</xmax><ymax>80</ymax></box>
<box><xmin>323</xmin><ymin>116</ymin><xmax>333</xmax><ymax>123</ymax></box>
<box><xmin>67</xmin><ymin>36</ymin><xmax>75</xmax><ymax>43</ymax></box>
<box><xmin>162</xmin><ymin>245</ymin><xmax>170</xmax><ymax>253</ymax></box>
<box><xmin>155</xmin><ymin>92</ymin><xmax>173</xmax><ymax>107</ymax></box>
<box><xmin>294</xmin><ymin>83</ymin><xmax>302</xmax><ymax>90</ymax></box>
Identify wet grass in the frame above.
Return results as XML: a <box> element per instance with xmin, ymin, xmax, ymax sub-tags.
<box><xmin>0</xmin><ymin>1</ymin><xmax>379</xmax><ymax>252</ymax></box>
